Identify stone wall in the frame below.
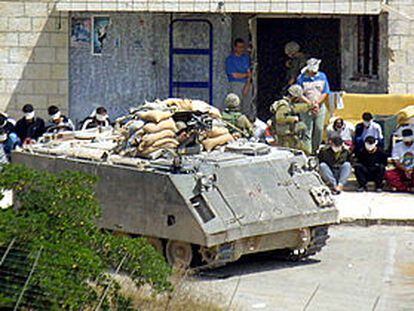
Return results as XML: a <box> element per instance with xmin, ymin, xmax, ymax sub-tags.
<box><xmin>387</xmin><ymin>0</ymin><xmax>414</xmax><ymax>94</ymax></box>
<box><xmin>56</xmin><ymin>0</ymin><xmax>382</xmax><ymax>15</ymax></box>
<box><xmin>340</xmin><ymin>14</ymin><xmax>389</xmax><ymax>93</ymax></box>
<box><xmin>69</xmin><ymin>13</ymin><xmax>231</xmax><ymax>124</ymax></box>
<box><xmin>0</xmin><ymin>1</ymin><xmax>69</xmax><ymax>120</ymax></box>
<box><xmin>1</xmin><ymin>0</ymin><xmax>413</xmax><ymax>126</ymax></box>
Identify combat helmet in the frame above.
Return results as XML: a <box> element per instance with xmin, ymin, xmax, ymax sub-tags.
<box><xmin>284</xmin><ymin>41</ymin><xmax>300</xmax><ymax>56</ymax></box>
<box><xmin>288</xmin><ymin>84</ymin><xmax>304</xmax><ymax>98</ymax></box>
<box><xmin>225</xmin><ymin>93</ymin><xmax>241</xmax><ymax>109</ymax></box>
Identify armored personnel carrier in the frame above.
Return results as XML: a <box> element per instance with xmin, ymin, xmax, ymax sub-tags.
<box><xmin>13</xmin><ymin>141</ymin><xmax>337</xmax><ymax>268</ymax></box>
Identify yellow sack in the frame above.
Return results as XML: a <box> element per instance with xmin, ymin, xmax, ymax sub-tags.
<box><xmin>164</xmin><ymin>98</ymin><xmax>193</xmax><ymax>110</ymax></box>
<box><xmin>139</xmin><ymin>143</ymin><xmax>178</xmax><ymax>157</ymax></box>
<box><xmin>138</xmin><ymin>137</ymin><xmax>179</xmax><ymax>152</ymax></box>
<box><xmin>143</xmin><ymin>118</ymin><xmax>178</xmax><ymax>133</ymax></box>
<box><xmin>209</xmin><ymin>106</ymin><xmax>222</xmax><ymax>119</ymax></box>
<box><xmin>141</xmin><ymin>130</ymin><xmax>176</xmax><ymax>146</ymax></box>
<box><xmin>202</xmin><ymin>133</ymin><xmax>234</xmax><ymax>152</ymax></box>
<box><xmin>138</xmin><ymin>110</ymin><xmax>172</xmax><ymax>123</ymax></box>
<box><xmin>207</xmin><ymin>127</ymin><xmax>229</xmax><ymax>138</ymax></box>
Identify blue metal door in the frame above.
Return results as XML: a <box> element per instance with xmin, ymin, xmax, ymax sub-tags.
<box><xmin>169</xmin><ymin>19</ymin><xmax>213</xmax><ymax>105</ymax></box>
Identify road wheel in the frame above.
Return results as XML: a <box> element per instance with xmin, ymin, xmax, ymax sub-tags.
<box><xmin>199</xmin><ymin>246</ymin><xmax>219</xmax><ymax>266</ymax></box>
<box><xmin>146</xmin><ymin>237</ymin><xmax>163</xmax><ymax>254</ymax></box>
<box><xmin>165</xmin><ymin>240</ymin><xmax>193</xmax><ymax>269</ymax></box>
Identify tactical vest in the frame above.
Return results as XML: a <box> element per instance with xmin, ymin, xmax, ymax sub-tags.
<box><xmin>222</xmin><ymin>109</ymin><xmax>242</xmax><ymax>127</ymax></box>
<box><xmin>272</xmin><ymin>99</ymin><xmax>295</xmax><ymax>136</ymax></box>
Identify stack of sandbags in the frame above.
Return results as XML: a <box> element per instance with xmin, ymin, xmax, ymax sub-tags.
<box><xmin>162</xmin><ymin>98</ymin><xmax>222</xmax><ymax>119</ymax></box>
<box><xmin>202</xmin><ymin>126</ymin><xmax>234</xmax><ymax>152</ymax></box>
<box><xmin>135</xmin><ymin>111</ymin><xmax>179</xmax><ymax>158</ymax></box>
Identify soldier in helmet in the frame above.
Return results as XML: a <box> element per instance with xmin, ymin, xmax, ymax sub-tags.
<box><xmin>222</xmin><ymin>93</ymin><xmax>253</xmax><ymax>137</ymax></box>
<box><xmin>284</xmin><ymin>41</ymin><xmax>308</xmax><ymax>86</ymax></box>
<box><xmin>269</xmin><ymin>84</ymin><xmax>313</xmax><ymax>154</ymax></box>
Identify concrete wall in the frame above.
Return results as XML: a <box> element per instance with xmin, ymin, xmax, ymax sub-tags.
<box><xmin>387</xmin><ymin>0</ymin><xmax>414</xmax><ymax>94</ymax></box>
<box><xmin>0</xmin><ymin>1</ymin><xmax>69</xmax><ymax>120</ymax></box>
<box><xmin>69</xmin><ymin>13</ymin><xmax>231</xmax><ymax>123</ymax></box>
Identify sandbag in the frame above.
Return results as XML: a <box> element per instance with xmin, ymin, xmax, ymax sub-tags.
<box><xmin>141</xmin><ymin>130</ymin><xmax>176</xmax><ymax>146</ymax></box>
<box><xmin>177</xmin><ymin>99</ymin><xmax>193</xmax><ymax>111</ymax></box>
<box><xmin>151</xmin><ymin>137</ymin><xmax>179</xmax><ymax>148</ymax></box>
<box><xmin>138</xmin><ymin>137</ymin><xmax>179</xmax><ymax>152</ymax></box>
<box><xmin>207</xmin><ymin>126</ymin><xmax>229</xmax><ymax>138</ymax></box>
<box><xmin>143</xmin><ymin>118</ymin><xmax>178</xmax><ymax>133</ymax></box>
<box><xmin>139</xmin><ymin>142</ymin><xmax>179</xmax><ymax>156</ymax></box>
<box><xmin>202</xmin><ymin>133</ymin><xmax>234</xmax><ymax>152</ymax></box>
<box><xmin>192</xmin><ymin>100</ymin><xmax>210</xmax><ymax>113</ymax></box>
<box><xmin>125</xmin><ymin>119</ymin><xmax>145</xmax><ymax>133</ymax></box>
<box><xmin>209</xmin><ymin>106</ymin><xmax>222</xmax><ymax>119</ymax></box>
<box><xmin>163</xmin><ymin>98</ymin><xmax>193</xmax><ymax>111</ymax></box>
<box><xmin>138</xmin><ymin>110</ymin><xmax>172</xmax><ymax>123</ymax></box>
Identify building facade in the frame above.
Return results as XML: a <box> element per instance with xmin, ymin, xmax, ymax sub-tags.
<box><xmin>0</xmin><ymin>0</ymin><xmax>413</xmax><ymax>122</ymax></box>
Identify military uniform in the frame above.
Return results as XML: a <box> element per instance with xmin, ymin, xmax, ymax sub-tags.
<box><xmin>222</xmin><ymin>108</ymin><xmax>253</xmax><ymax>136</ymax></box>
<box><xmin>270</xmin><ymin>97</ymin><xmax>312</xmax><ymax>154</ymax></box>
<box><xmin>286</xmin><ymin>53</ymin><xmax>308</xmax><ymax>84</ymax></box>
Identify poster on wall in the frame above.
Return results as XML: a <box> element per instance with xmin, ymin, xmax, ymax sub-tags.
<box><xmin>92</xmin><ymin>16</ymin><xmax>110</xmax><ymax>55</ymax></box>
<box><xmin>70</xmin><ymin>17</ymin><xmax>91</xmax><ymax>48</ymax></box>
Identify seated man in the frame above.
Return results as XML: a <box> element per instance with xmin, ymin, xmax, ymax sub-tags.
<box><xmin>222</xmin><ymin>93</ymin><xmax>253</xmax><ymax>137</ymax></box>
<box><xmin>81</xmin><ymin>107</ymin><xmax>111</xmax><ymax>130</ymax></box>
<box><xmin>0</xmin><ymin>113</ymin><xmax>15</xmax><ymax>134</ymax></box>
<box><xmin>354</xmin><ymin>136</ymin><xmax>388</xmax><ymax>192</ymax></box>
<box><xmin>318</xmin><ymin>137</ymin><xmax>352</xmax><ymax>194</ymax></box>
<box><xmin>15</xmin><ymin>104</ymin><xmax>45</xmax><ymax>144</ymax></box>
<box><xmin>354</xmin><ymin>112</ymin><xmax>384</xmax><ymax>152</ymax></box>
<box><xmin>327</xmin><ymin>117</ymin><xmax>355</xmax><ymax>149</ymax></box>
<box><xmin>0</xmin><ymin>128</ymin><xmax>21</xmax><ymax>162</ymax></box>
<box><xmin>385</xmin><ymin>129</ymin><xmax>414</xmax><ymax>192</ymax></box>
<box><xmin>46</xmin><ymin>105</ymin><xmax>75</xmax><ymax>133</ymax></box>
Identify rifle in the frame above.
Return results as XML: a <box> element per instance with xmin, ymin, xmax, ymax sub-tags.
<box><xmin>221</xmin><ymin>119</ymin><xmax>250</xmax><ymax>138</ymax></box>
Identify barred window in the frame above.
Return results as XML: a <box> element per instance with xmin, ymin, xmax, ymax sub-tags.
<box><xmin>357</xmin><ymin>15</ymin><xmax>380</xmax><ymax>78</ymax></box>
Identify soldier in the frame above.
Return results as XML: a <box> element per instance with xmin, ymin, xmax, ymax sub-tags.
<box><xmin>284</xmin><ymin>41</ymin><xmax>308</xmax><ymax>86</ymax></box>
<box><xmin>222</xmin><ymin>93</ymin><xmax>253</xmax><ymax>137</ymax></box>
<box><xmin>270</xmin><ymin>84</ymin><xmax>313</xmax><ymax>154</ymax></box>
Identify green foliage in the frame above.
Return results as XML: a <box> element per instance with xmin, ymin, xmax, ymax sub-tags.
<box><xmin>0</xmin><ymin>164</ymin><xmax>171</xmax><ymax>310</ymax></box>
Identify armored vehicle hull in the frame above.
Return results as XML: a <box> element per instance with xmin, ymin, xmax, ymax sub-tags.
<box><xmin>12</xmin><ymin>147</ymin><xmax>338</xmax><ymax>268</ymax></box>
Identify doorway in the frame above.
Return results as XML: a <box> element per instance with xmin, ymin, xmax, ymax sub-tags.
<box><xmin>256</xmin><ymin>18</ymin><xmax>341</xmax><ymax>120</ymax></box>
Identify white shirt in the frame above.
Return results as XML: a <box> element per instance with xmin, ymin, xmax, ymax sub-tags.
<box><xmin>327</xmin><ymin>121</ymin><xmax>355</xmax><ymax>142</ymax></box>
<box><xmin>361</xmin><ymin>122</ymin><xmax>383</xmax><ymax>141</ymax></box>
<box><xmin>392</xmin><ymin>141</ymin><xmax>414</xmax><ymax>159</ymax></box>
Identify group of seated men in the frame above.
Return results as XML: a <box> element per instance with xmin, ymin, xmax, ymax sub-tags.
<box><xmin>318</xmin><ymin>112</ymin><xmax>414</xmax><ymax>194</ymax></box>
<box><xmin>0</xmin><ymin>104</ymin><xmax>111</xmax><ymax>163</ymax></box>
<box><xmin>221</xmin><ymin>87</ymin><xmax>414</xmax><ymax>195</ymax></box>
<box><xmin>1</xmin><ymin>98</ymin><xmax>413</xmax><ymax>195</ymax></box>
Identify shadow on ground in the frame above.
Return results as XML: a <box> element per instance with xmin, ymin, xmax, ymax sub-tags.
<box><xmin>194</xmin><ymin>252</ymin><xmax>320</xmax><ymax>280</ymax></box>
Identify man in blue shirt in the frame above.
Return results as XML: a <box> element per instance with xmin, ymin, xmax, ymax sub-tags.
<box><xmin>225</xmin><ymin>38</ymin><xmax>254</xmax><ymax>120</ymax></box>
<box><xmin>297</xmin><ymin>58</ymin><xmax>331</xmax><ymax>154</ymax></box>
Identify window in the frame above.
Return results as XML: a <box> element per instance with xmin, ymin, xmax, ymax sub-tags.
<box><xmin>357</xmin><ymin>15</ymin><xmax>380</xmax><ymax>78</ymax></box>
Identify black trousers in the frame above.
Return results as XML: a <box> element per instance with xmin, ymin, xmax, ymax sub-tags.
<box><xmin>354</xmin><ymin>164</ymin><xmax>386</xmax><ymax>188</ymax></box>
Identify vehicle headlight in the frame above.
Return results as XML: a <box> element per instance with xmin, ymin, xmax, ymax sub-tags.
<box><xmin>199</xmin><ymin>174</ymin><xmax>217</xmax><ymax>190</ymax></box>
